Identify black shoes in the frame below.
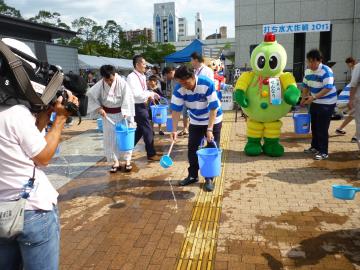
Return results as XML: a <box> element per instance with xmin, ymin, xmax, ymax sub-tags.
<box><xmin>204</xmin><ymin>178</ymin><xmax>214</xmax><ymax>192</ymax></box>
<box><xmin>179</xmin><ymin>176</ymin><xmax>215</xmax><ymax>192</ymax></box>
<box><xmin>179</xmin><ymin>176</ymin><xmax>199</xmax><ymax>186</ymax></box>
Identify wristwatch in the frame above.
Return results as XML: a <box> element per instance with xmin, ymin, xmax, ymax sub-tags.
<box><xmin>207</xmin><ymin>128</ymin><xmax>213</xmax><ymax>132</ymax></box>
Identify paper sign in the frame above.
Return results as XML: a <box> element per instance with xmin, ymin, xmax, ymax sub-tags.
<box><xmin>269</xmin><ymin>78</ymin><xmax>282</xmax><ymax>105</ymax></box>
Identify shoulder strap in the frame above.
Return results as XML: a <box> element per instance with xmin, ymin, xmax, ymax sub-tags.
<box><xmin>0</xmin><ymin>41</ymin><xmax>63</xmax><ymax>108</ymax></box>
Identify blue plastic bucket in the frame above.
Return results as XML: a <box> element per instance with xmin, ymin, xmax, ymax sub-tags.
<box><xmin>97</xmin><ymin>118</ymin><xmax>103</xmax><ymax>132</ymax></box>
<box><xmin>151</xmin><ymin>105</ymin><xmax>168</xmax><ymax>124</ymax></box>
<box><xmin>293</xmin><ymin>113</ymin><xmax>310</xmax><ymax>134</ymax></box>
<box><xmin>196</xmin><ymin>140</ymin><xmax>222</xmax><ymax>178</ymax></box>
<box><xmin>160</xmin><ymin>155</ymin><xmax>173</xmax><ymax>168</ymax></box>
<box><xmin>332</xmin><ymin>185</ymin><xmax>360</xmax><ymax>200</ymax></box>
<box><xmin>115</xmin><ymin>120</ymin><xmax>136</xmax><ymax>151</ymax></box>
<box><xmin>166</xmin><ymin>117</ymin><xmax>173</xmax><ymax>132</ymax></box>
<box><xmin>151</xmin><ymin>98</ymin><xmax>168</xmax><ymax>124</ymax></box>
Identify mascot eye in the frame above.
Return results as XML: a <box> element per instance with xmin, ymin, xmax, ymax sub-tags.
<box><xmin>269</xmin><ymin>53</ymin><xmax>280</xmax><ymax>70</ymax></box>
<box><xmin>255</xmin><ymin>53</ymin><xmax>266</xmax><ymax>70</ymax></box>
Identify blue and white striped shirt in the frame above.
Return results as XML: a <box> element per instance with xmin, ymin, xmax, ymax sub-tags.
<box><xmin>302</xmin><ymin>63</ymin><xmax>337</xmax><ymax>105</ymax></box>
<box><xmin>337</xmin><ymin>84</ymin><xmax>350</xmax><ymax>105</ymax></box>
<box><xmin>170</xmin><ymin>75</ymin><xmax>223</xmax><ymax>125</ymax></box>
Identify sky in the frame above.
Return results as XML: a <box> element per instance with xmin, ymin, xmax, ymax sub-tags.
<box><xmin>6</xmin><ymin>0</ymin><xmax>235</xmax><ymax>38</ymax></box>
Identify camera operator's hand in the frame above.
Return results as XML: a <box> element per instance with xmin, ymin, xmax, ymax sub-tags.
<box><xmin>53</xmin><ymin>93</ymin><xmax>79</xmax><ymax>118</ymax></box>
<box><xmin>34</xmin><ymin>93</ymin><xmax>78</xmax><ymax>167</ymax></box>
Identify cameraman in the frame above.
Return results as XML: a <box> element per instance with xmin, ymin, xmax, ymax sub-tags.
<box><xmin>0</xmin><ymin>93</ymin><xmax>78</xmax><ymax>270</ymax></box>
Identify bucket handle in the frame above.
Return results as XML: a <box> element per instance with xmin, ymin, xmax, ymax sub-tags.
<box><xmin>121</xmin><ymin>118</ymin><xmax>129</xmax><ymax>134</ymax></box>
<box><xmin>293</xmin><ymin>106</ymin><xmax>309</xmax><ymax>118</ymax></box>
<box><xmin>151</xmin><ymin>97</ymin><xmax>168</xmax><ymax>107</ymax></box>
<box><xmin>200</xmin><ymin>137</ymin><xmax>218</xmax><ymax>149</ymax></box>
<box><xmin>104</xmin><ymin>115</ymin><xmax>115</xmax><ymax>126</ymax></box>
<box><xmin>159</xmin><ymin>97</ymin><xmax>168</xmax><ymax>105</ymax></box>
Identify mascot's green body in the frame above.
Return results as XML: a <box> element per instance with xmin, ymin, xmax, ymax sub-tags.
<box><xmin>234</xmin><ymin>33</ymin><xmax>301</xmax><ymax>157</ymax></box>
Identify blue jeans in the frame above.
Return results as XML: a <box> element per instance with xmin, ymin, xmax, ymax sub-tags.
<box><xmin>0</xmin><ymin>205</ymin><xmax>60</xmax><ymax>270</ymax></box>
<box><xmin>309</xmin><ymin>102</ymin><xmax>336</xmax><ymax>154</ymax></box>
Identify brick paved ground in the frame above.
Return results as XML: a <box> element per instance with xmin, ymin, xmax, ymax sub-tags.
<box><xmin>58</xmin><ymin>125</ymin><xmax>199</xmax><ymax>270</ymax></box>
<box><xmin>58</xmin><ymin>113</ymin><xmax>360</xmax><ymax>270</ymax></box>
<box><xmin>215</xmin><ymin>115</ymin><xmax>360</xmax><ymax>270</ymax></box>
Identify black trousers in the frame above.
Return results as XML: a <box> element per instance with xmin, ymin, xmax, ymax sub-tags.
<box><xmin>309</xmin><ymin>102</ymin><xmax>335</xmax><ymax>155</ymax></box>
<box><xmin>134</xmin><ymin>103</ymin><xmax>156</xmax><ymax>157</ymax></box>
<box><xmin>188</xmin><ymin>122</ymin><xmax>222</xmax><ymax>179</ymax></box>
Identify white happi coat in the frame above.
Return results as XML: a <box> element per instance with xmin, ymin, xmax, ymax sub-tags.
<box><xmin>87</xmin><ymin>73</ymin><xmax>135</xmax><ymax>162</ymax></box>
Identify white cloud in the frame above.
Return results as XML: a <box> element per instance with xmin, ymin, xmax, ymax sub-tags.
<box><xmin>6</xmin><ymin>0</ymin><xmax>234</xmax><ymax>37</ymax></box>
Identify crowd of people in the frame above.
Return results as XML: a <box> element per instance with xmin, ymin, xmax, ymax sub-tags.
<box><xmin>0</xmin><ymin>40</ymin><xmax>359</xmax><ymax>269</ymax></box>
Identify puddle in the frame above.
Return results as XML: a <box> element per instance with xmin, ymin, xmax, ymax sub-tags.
<box><xmin>229</xmin><ymin>171</ymin><xmax>260</xmax><ymax>190</ymax></box>
<box><xmin>147</xmin><ymin>190</ymin><xmax>194</xmax><ymax>201</ymax></box>
<box><xmin>253</xmin><ymin>207</ymin><xmax>360</xmax><ymax>268</ymax></box>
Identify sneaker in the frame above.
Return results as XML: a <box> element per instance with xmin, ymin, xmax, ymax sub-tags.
<box><xmin>147</xmin><ymin>154</ymin><xmax>161</xmax><ymax>161</ymax></box>
<box><xmin>159</xmin><ymin>130</ymin><xmax>165</xmax><ymax>136</ymax></box>
<box><xmin>314</xmin><ymin>153</ymin><xmax>329</xmax><ymax>160</ymax></box>
<box><xmin>204</xmin><ymin>178</ymin><xmax>215</xmax><ymax>192</ymax></box>
<box><xmin>351</xmin><ymin>137</ymin><xmax>358</xmax><ymax>143</ymax></box>
<box><xmin>179</xmin><ymin>176</ymin><xmax>199</xmax><ymax>186</ymax></box>
<box><xmin>178</xmin><ymin>130</ymin><xmax>189</xmax><ymax>137</ymax></box>
<box><xmin>304</xmin><ymin>147</ymin><xmax>318</xmax><ymax>154</ymax></box>
<box><xmin>335</xmin><ymin>129</ymin><xmax>346</xmax><ymax>135</ymax></box>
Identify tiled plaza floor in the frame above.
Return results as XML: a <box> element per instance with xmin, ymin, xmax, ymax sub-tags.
<box><xmin>57</xmin><ymin>112</ymin><xmax>360</xmax><ymax>270</ymax></box>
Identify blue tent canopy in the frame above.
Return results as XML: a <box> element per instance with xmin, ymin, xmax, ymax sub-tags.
<box><xmin>164</xmin><ymin>39</ymin><xmax>203</xmax><ymax>63</ymax></box>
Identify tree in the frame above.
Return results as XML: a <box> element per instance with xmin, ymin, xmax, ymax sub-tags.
<box><xmin>0</xmin><ymin>0</ymin><xmax>21</xmax><ymax>18</ymax></box>
<box><xmin>29</xmin><ymin>10</ymin><xmax>71</xmax><ymax>30</ymax></box>
<box><xmin>104</xmin><ymin>20</ymin><xmax>122</xmax><ymax>57</ymax></box>
<box><xmin>142</xmin><ymin>42</ymin><xmax>176</xmax><ymax>65</ymax></box>
<box><xmin>72</xmin><ymin>17</ymin><xmax>98</xmax><ymax>54</ymax></box>
<box><xmin>117</xmin><ymin>30</ymin><xmax>134</xmax><ymax>59</ymax></box>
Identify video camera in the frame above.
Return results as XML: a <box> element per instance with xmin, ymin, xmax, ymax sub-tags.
<box><xmin>0</xmin><ymin>39</ymin><xmax>88</xmax><ymax>124</ymax></box>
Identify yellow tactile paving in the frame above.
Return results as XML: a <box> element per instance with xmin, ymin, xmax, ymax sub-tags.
<box><xmin>176</xmin><ymin>112</ymin><xmax>234</xmax><ymax>270</ymax></box>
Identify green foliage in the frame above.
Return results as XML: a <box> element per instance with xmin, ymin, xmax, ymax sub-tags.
<box><xmin>142</xmin><ymin>43</ymin><xmax>176</xmax><ymax>65</ymax></box>
<box><xmin>0</xmin><ymin>1</ymin><xmax>177</xmax><ymax>64</ymax></box>
<box><xmin>0</xmin><ymin>0</ymin><xmax>21</xmax><ymax>18</ymax></box>
<box><xmin>29</xmin><ymin>10</ymin><xmax>71</xmax><ymax>30</ymax></box>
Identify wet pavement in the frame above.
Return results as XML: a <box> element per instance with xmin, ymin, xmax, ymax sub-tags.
<box><xmin>53</xmin><ymin>114</ymin><xmax>360</xmax><ymax>270</ymax></box>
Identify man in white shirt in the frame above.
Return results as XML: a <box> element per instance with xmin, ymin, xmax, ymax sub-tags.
<box><xmin>0</xmin><ymin>94</ymin><xmax>78</xmax><ymax>270</ymax></box>
<box><xmin>348</xmin><ymin>60</ymin><xmax>360</xmax><ymax>154</ymax></box>
<box><xmin>127</xmin><ymin>55</ymin><xmax>161</xmax><ymax>161</ymax></box>
<box><xmin>191</xmin><ymin>52</ymin><xmax>214</xmax><ymax>80</ymax></box>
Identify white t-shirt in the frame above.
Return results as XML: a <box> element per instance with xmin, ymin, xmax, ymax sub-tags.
<box><xmin>127</xmin><ymin>70</ymin><xmax>155</xmax><ymax>104</ymax></box>
<box><xmin>349</xmin><ymin>63</ymin><xmax>360</xmax><ymax>100</ymax></box>
<box><xmin>195</xmin><ymin>64</ymin><xmax>214</xmax><ymax>81</ymax></box>
<box><xmin>0</xmin><ymin>105</ymin><xmax>58</xmax><ymax>210</ymax></box>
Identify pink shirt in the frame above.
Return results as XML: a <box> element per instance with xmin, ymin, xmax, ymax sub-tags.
<box><xmin>0</xmin><ymin>105</ymin><xmax>58</xmax><ymax>210</ymax></box>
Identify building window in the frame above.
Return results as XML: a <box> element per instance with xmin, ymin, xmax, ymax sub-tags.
<box><xmin>168</xmin><ymin>14</ymin><xmax>174</xmax><ymax>41</ymax></box>
<box><xmin>319</xmin><ymin>25</ymin><xmax>332</xmax><ymax>64</ymax></box>
<box><xmin>156</xmin><ymin>15</ymin><xmax>161</xmax><ymax>42</ymax></box>
<box><xmin>293</xmin><ymin>33</ymin><xmax>306</xmax><ymax>82</ymax></box>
